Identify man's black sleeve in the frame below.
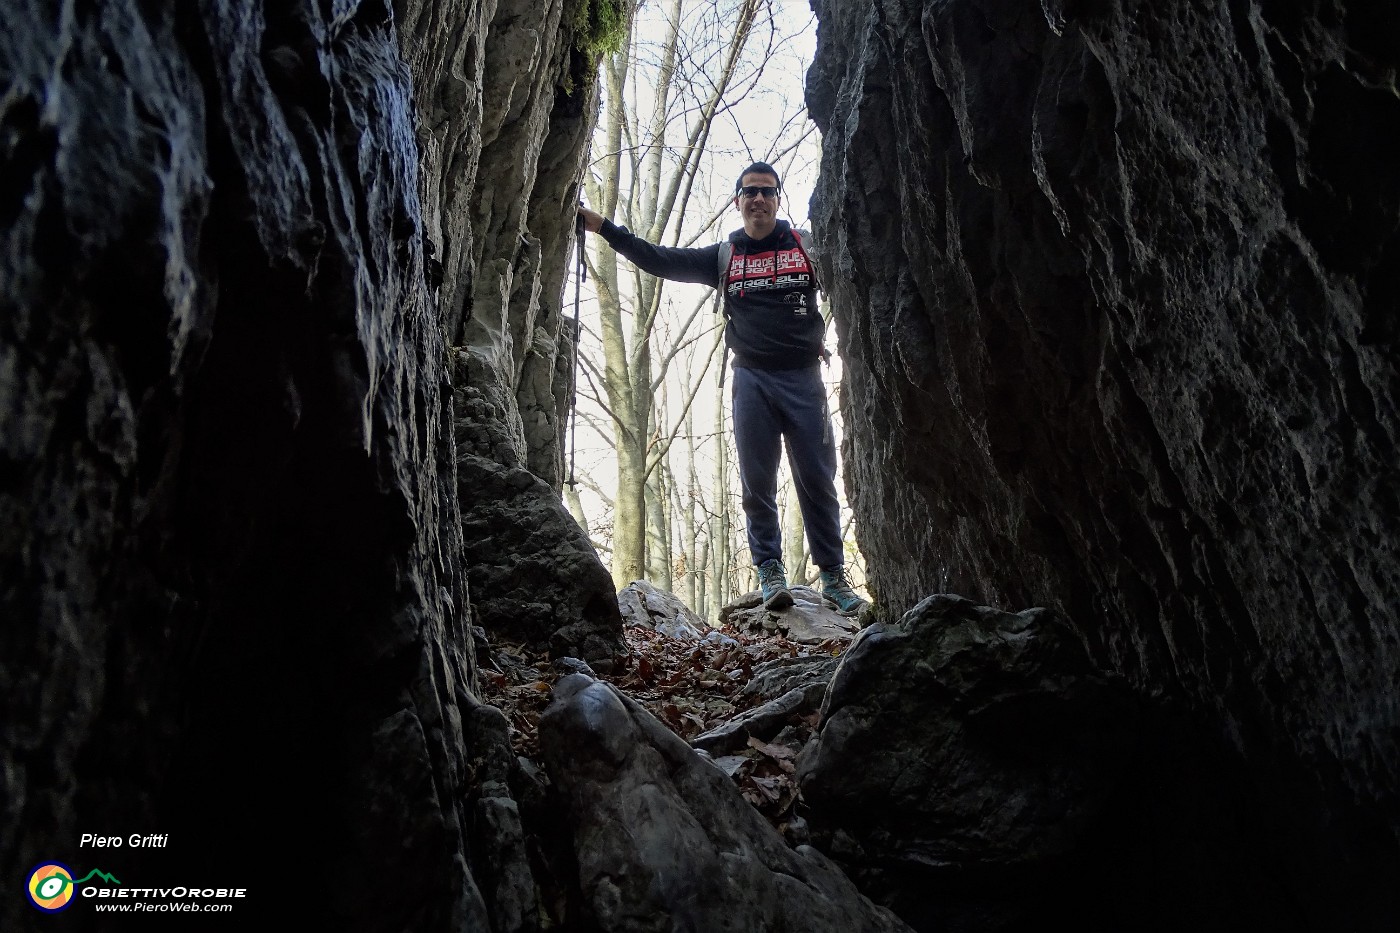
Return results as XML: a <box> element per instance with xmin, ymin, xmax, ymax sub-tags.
<box><xmin>599</xmin><ymin>220</ymin><xmax>722</xmax><ymax>286</ymax></box>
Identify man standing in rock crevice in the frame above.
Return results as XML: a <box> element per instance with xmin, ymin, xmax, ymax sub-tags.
<box><xmin>579</xmin><ymin>161</ymin><xmax>868</xmax><ymax>616</ymax></box>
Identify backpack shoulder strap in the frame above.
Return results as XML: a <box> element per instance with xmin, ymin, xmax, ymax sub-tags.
<box><xmin>715</xmin><ymin>241</ymin><xmax>733</xmax><ymax>318</ymax></box>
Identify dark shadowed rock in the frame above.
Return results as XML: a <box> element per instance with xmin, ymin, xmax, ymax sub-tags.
<box><xmin>1</xmin><ymin>1</ymin><xmax>491</xmax><ymax>926</ymax></box>
<box><xmin>553</xmin><ymin>656</ymin><xmax>599</xmax><ymax>678</ymax></box>
<box><xmin>800</xmin><ymin>594</ymin><xmax>1313</xmax><ymax>932</ymax></box>
<box><xmin>1</xmin><ymin>0</ymin><xmax>613</xmax><ymax>929</ymax></box>
<box><xmin>455</xmin><ymin>357</ymin><xmax>623</xmax><ymax>669</ymax></box>
<box><xmin>809</xmin><ymin>0</ymin><xmax>1399</xmax><ymax>925</ymax></box>
<box><xmin>691</xmin><ymin>688</ymin><xmax>808</xmax><ymax>757</ymax></box>
<box><xmin>466</xmin><ymin>701</ymin><xmax>542</xmax><ymax>933</ymax></box>
<box><xmin>692</xmin><ymin>653</ymin><xmax>838</xmax><ymax>757</ymax></box>
<box><xmin>539</xmin><ymin>674</ymin><xmax>912</xmax><ymax>933</ymax></box>
<box><xmin>738</xmin><ymin>653</ymin><xmax>841</xmax><ymax>707</ymax></box>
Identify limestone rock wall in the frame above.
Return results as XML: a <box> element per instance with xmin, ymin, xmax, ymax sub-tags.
<box><xmin>1</xmin><ymin>0</ymin><xmax>609</xmax><ymax>928</ymax></box>
<box><xmin>403</xmin><ymin>0</ymin><xmax>621</xmax><ymax>656</ymax></box>
<box><xmin>808</xmin><ymin>0</ymin><xmax>1397</xmax><ymax>926</ymax></box>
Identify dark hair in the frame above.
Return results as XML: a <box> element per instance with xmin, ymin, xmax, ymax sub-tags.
<box><xmin>735</xmin><ymin>161</ymin><xmax>781</xmax><ymax>194</ymax></box>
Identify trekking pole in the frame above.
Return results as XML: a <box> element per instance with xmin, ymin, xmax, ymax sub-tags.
<box><xmin>567</xmin><ymin>207</ymin><xmax>587</xmax><ymax>489</ymax></box>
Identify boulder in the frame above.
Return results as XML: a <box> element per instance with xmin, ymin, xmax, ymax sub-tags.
<box><xmin>722</xmin><ymin>586</ymin><xmax>862</xmax><ymax>644</ymax></box>
<box><xmin>455</xmin><ymin>363</ymin><xmax>624</xmax><ymax>671</ymax></box>
<box><xmin>800</xmin><ymin>594</ymin><xmax>1303</xmax><ymax>932</ymax></box>
<box><xmin>539</xmin><ymin>674</ymin><xmax>912</xmax><ymax>932</ymax></box>
<box><xmin>618</xmin><ymin>579</ymin><xmax>710</xmax><ymax>641</ymax></box>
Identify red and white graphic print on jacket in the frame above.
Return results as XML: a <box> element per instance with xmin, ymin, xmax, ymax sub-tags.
<box><xmin>726</xmin><ymin>244</ymin><xmax>814</xmax><ymax>299</ymax></box>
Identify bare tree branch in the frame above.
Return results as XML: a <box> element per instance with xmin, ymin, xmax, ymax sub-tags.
<box><xmin>645</xmin><ymin>323</ymin><xmax>726</xmax><ymax>480</ymax></box>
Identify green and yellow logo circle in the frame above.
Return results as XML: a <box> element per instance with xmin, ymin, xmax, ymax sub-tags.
<box><xmin>27</xmin><ymin>863</ymin><xmax>76</xmax><ymax>912</ymax></box>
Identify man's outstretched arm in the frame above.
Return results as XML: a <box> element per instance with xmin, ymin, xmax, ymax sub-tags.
<box><xmin>578</xmin><ymin>207</ymin><xmax>720</xmax><ymax>286</ymax></box>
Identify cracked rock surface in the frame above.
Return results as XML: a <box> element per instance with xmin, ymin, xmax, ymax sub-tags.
<box><xmin>808</xmin><ymin>0</ymin><xmax>1398</xmax><ymax>926</ymax></box>
<box><xmin>1</xmin><ymin>0</ymin><xmax>609</xmax><ymax>928</ymax></box>
<box><xmin>799</xmin><ymin>594</ymin><xmax>1302</xmax><ymax>931</ymax></box>
<box><xmin>540</xmin><ymin>674</ymin><xmax>912</xmax><ymax>933</ymax></box>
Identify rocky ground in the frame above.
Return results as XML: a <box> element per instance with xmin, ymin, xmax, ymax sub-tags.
<box><xmin>477</xmin><ymin>585</ymin><xmax>1330</xmax><ymax>932</ymax></box>
<box><xmin>479</xmin><ymin>581</ymin><xmax>863</xmax><ymax>841</ymax></box>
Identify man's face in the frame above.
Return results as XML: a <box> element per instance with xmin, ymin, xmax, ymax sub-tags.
<box><xmin>735</xmin><ymin>172</ymin><xmax>780</xmax><ymax>232</ymax></box>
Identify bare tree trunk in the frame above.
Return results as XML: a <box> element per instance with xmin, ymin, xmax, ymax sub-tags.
<box><xmin>615</xmin><ymin>437</ymin><xmax>648</xmax><ymax>585</ymax></box>
<box><xmin>586</xmin><ymin>41</ymin><xmax>644</xmax><ymax>589</ymax></box>
<box><xmin>714</xmin><ymin>360</ymin><xmax>731</xmax><ymax>607</ymax></box>
<box><xmin>565</xmin><ymin>483</ymin><xmax>588</xmax><ymax>530</ymax></box>
<box><xmin>783</xmin><ymin>480</ymin><xmax>809</xmax><ymax>583</ymax></box>
<box><xmin>697</xmin><ymin>535</ymin><xmax>710</xmax><ymax>622</ymax></box>
<box><xmin>681</xmin><ymin>401</ymin><xmax>700</xmax><ymax>612</ymax></box>
<box><xmin>646</xmin><ymin>428</ymin><xmax>673</xmax><ymax>591</ymax></box>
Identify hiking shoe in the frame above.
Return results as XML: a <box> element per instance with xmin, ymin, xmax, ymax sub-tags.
<box><xmin>820</xmin><ymin>566</ymin><xmax>869</xmax><ymax>616</ymax></box>
<box><xmin>756</xmin><ymin>559</ymin><xmax>794</xmax><ymax>610</ymax></box>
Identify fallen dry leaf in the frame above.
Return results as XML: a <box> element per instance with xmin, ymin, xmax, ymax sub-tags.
<box><xmin>477</xmin><ymin>618</ymin><xmax>847</xmax><ymax>834</ymax></box>
<box><xmin>747</xmin><ymin>736</ymin><xmax>797</xmax><ymax>762</ymax></box>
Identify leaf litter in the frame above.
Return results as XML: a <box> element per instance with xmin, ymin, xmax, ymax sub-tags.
<box><xmin>478</xmin><ymin>620</ymin><xmax>846</xmax><ymax>838</ymax></box>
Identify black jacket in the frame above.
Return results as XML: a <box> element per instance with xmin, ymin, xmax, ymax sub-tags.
<box><xmin>598</xmin><ymin>219</ymin><xmax>822</xmax><ymax>370</ymax></box>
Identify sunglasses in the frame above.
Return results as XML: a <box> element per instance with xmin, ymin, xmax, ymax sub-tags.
<box><xmin>737</xmin><ymin>185</ymin><xmax>780</xmax><ymax>199</ymax></box>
